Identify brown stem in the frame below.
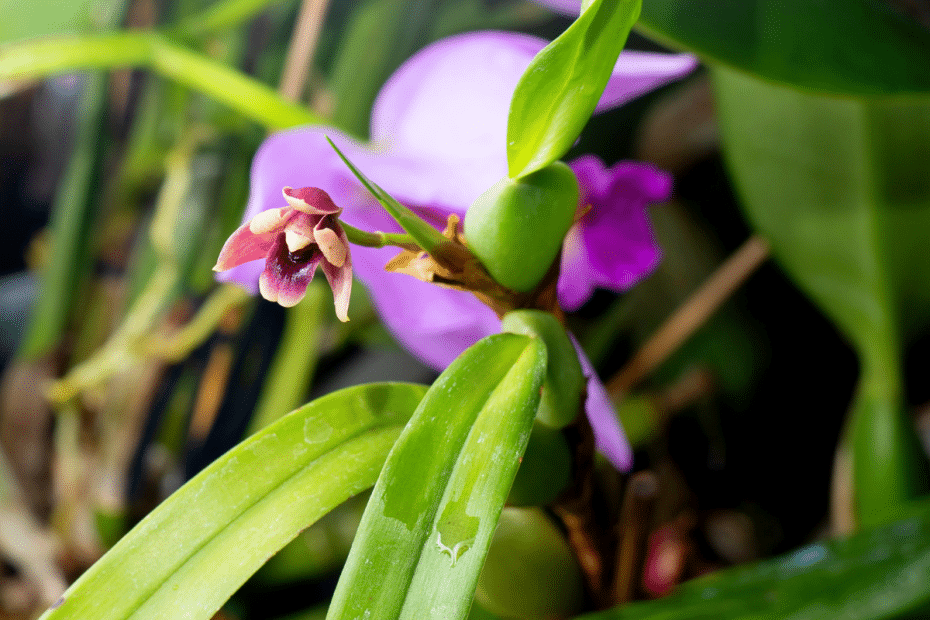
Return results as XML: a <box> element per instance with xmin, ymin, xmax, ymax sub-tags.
<box><xmin>610</xmin><ymin>471</ymin><xmax>659</xmax><ymax>604</ymax></box>
<box><xmin>607</xmin><ymin>235</ymin><xmax>770</xmax><ymax>397</ymax></box>
<box><xmin>278</xmin><ymin>0</ymin><xmax>331</xmax><ymax>102</ymax></box>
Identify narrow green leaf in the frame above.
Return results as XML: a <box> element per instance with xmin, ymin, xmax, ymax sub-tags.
<box><xmin>638</xmin><ymin>0</ymin><xmax>930</xmax><ymax>96</ymax></box>
<box><xmin>713</xmin><ymin>67</ymin><xmax>930</xmax><ymax>526</ymax></box>
<box><xmin>326</xmin><ymin>137</ymin><xmax>447</xmax><ymax>252</ymax></box>
<box><xmin>0</xmin><ymin>32</ymin><xmax>319</xmax><ymax>131</ymax></box>
<box><xmin>40</xmin><ymin>382</ymin><xmax>428</xmax><ymax>620</ymax></box>
<box><xmin>327</xmin><ymin>333</ymin><xmax>547</xmax><ymax>620</ymax></box>
<box><xmin>17</xmin><ymin>73</ymin><xmax>108</xmax><ymax>359</ymax></box>
<box><xmin>579</xmin><ymin>499</ymin><xmax>930</xmax><ymax>619</ymax></box>
<box><xmin>506</xmin><ymin>0</ymin><xmax>640</xmax><ymax>179</ymax></box>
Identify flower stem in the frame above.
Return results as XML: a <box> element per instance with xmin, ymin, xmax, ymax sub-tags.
<box><xmin>341</xmin><ymin>222</ymin><xmax>420</xmax><ymax>251</ymax></box>
<box><xmin>0</xmin><ymin>31</ymin><xmax>321</xmax><ymax>131</ymax></box>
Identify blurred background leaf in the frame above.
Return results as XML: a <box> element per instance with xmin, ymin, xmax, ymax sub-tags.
<box><xmin>713</xmin><ymin>67</ymin><xmax>930</xmax><ymax>527</ymax></box>
<box><xmin>638</xmin><ymin>0</ymin><xmax>930</xmax><ymax>95</ymax></box>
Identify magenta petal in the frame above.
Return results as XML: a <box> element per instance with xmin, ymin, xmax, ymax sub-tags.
<box><xmin>581</xmin><ymin>162</ymin><xmax>669</xmax><ymax>288</ymax></box>
<box><xmin>371</xmin><ymin>31</ymin><xmax>547</xmax><ymax>175</ymax></box>
<box><xmin>596</xmin><ymin>51</ymin><xmax>699</xmax><ymax>113</ymax></box>
<box><xmin>248</xmin><ymin>127</ymin><xmax>480</xmax><ymax>224</ymax></box>
<box><xmin>572</xmin><ymin>337</ymin><xmax>632</xmax><ymax>471</ymax></box>
<box><xmin>530</xmin><ymin>0</ymin><xmax>579</xmax><ymax>15</ymax></box>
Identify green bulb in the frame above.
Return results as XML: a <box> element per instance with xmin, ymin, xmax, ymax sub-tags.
<box><xmin>465</xmin><ymin>162</ymin><xmax>579</xmax><ymax>292</ymax></box>
<box><xmin>477</xmin><ymin>507</ymin><xmax>586</xmax><ymax>620</ymax></box>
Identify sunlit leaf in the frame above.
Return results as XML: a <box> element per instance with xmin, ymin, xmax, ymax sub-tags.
<box><xmin>507</xmin><ymin>0</ymin><xmax>640</xmax><ymax>179</ymax></box>
<box><xmin>40</xmin><ymin>382</ymin><xmax>428</xmax><ymax>620</ymax></box>
<box><xmin>327</xmin><ymin>333</ymin><xmax>547</xmax><ymax>620</ymax></box>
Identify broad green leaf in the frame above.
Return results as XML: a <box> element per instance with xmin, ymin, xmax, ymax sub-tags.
<box><xmin>638</xmin><ymin>0</ymin><xmax>930</xmax><ymax>95</ymax></box>
<box><xmin>40</xmin><ymin>382</ymin><xmax>428</xmax><ymax>620</ymax></box>
<box><xmin>506</xmin><ymin>0</ymin><xmax>640</xmax><ymax>179</ymax></box>
<box><xmin>327</xmin><ymin>334</ymin><xmax>547</xmax><ymax>620</ymax></box>
<box><xmin>579</xmin><ymin>498</ymin><xmax>930</xmax><ymax>619</ymax></box>
<box><xmin>713</xmin><ymin>67</ymin><xmax>930</xmax><ymax>526</ymax></box>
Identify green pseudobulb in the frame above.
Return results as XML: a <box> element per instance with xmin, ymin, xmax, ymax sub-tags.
<box><xmin>465</xmin><ymin>161</ymin><xmax>579</xmax><ymax>292</ymax></box>
<box><xmin>477</xmin><ymin>507</ymin><xmax>586</xmax><ymax>620</ymax></box>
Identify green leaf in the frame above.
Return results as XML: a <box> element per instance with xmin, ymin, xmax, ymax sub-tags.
<box><xmin>0</xmin><ymin>32</ymin><xmax>319</xmax><ymax>131</ymax></box>
<box><xmin>712</xmin><ymin>67</ymin><xmax>930</xmax><ymax>526</ymax></box>
<box><xmin>327</xmin><ymin>333</ymin><xmax>547</xmax><ymax>620</ymax></box>
<box><xmin>326</xmin><ymin>136</ymin><xmax>448</xmax><ymax>252</ymax></box>
<box><xmin>0</xmin><ymin>0</ymin><xmax>118</xmax><ymax>44</ymax></box>
<box><xmin>506</xmin><ymin>0</ymin><xmax>640</xmax><ymax>179</ymax></box>
<box><xmin>637</xmin><ymin>0</ymin><xmax>930</xmax><ymax>95</ymax></box>
<box><xmin>40</xmin><ymin>382</ymin><xmax>428</xmax><ymax>620</ymax></box>
<box><xmin>579</xmin><ymin>499</ymin><xmax>930</xmax><ymax>619</ymax></box>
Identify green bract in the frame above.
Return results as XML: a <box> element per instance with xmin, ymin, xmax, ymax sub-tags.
<box><xmin>465</xmin><ymin>162</ymin><xmax>579</xmax><ymax>292</ymax></box>
<box><xmin>502</xmin><ymin>309</ymin><xmax>584</xmax><ymax>428</ymax></box>
<box><xmin>506</xmin><ymin>0</ymin><xmax>641</xmax><ymax>179</ymax></box>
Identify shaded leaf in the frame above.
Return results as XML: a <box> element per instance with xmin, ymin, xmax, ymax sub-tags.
<box><xmin>638</xmin><ymin>0</ymin><xmax>930</xmax><ymax>95</ymax></box>
<box><xmin>580</xmin><ymin>499</ymin><xmax>930</xmax><ymax>619</ymax></box>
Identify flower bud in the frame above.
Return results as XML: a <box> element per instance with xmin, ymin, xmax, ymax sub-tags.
<box><xmin>477</xmin><ymin>507</ymin><xmax>586</xmax><ymax>620</ymax></box>
<box><xmin>464</xmin><ymin>162</ymin><xmax>579</xmax><ymax>292</ymax></box>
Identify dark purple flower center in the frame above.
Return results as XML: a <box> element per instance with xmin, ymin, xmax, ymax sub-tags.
<box><xmin>288</xmin><ymin>243</ymin><xmax>322</xmax><ymax>265</ymax></box>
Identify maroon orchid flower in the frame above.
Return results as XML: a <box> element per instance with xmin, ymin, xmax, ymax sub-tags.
<box><xmin>214</xmin><ymin>186</ymin><xmax>352</xmax><ymax>321</ymax></box>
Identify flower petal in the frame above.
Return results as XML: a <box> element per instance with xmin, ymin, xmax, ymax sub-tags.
<box><xmin>371</xmin><ymin>31</ymin><xmax>697</xmax><ymax>167</ymax></box>
<box><xmin>596</xmin><ymin>52</ymin><xmax>699</xmax><ymax>113</ymax></box>
<box><xmin>283</xmin><ymin>186</ymin><xmax>341</xmax><ymax>216</ymax></box>
<box><xmin>314</xmin><ymin>225</ymin><xmax>348</xmax><ymax>268</ymax></box>
<box><xmin>557</xmin><ymin>157</ymin><xmax>669</xmax><ymax>309</ymax></box>
<box><xmin>371</xmin><ymin>31</ymin><xmax>546</xmax><ymax>183</ymax></box>
<box><xmin>247</xmin><ymin>128</ymin><xmax>474</xmax><ymax>228</ymax></box>
<box><xmin>214</xmin><ymin>221</ymin><xmax>275</xmax><ymax>272</ymax></box>
<box><xmin>320</xmin><ymin>229</ymin><xmax>353</xmax><ymax>322</ymax></box>
<box><xmin>531</xmin><ymin>0</ymin><xmax>578</xmax><ymax>15</ymax></box>
<box><xmin>572</xmin><ymin>337</ymin><xmax>633</xmax><ymax>472</ymax></box>
<box><xmin>249</xmin><ymin>206</ymin><xmax>292</xmax><ymax>234</ymax></box>
<box><xmin>580</xmin><ymin>161</ymin><xmax>669</xmax><ymax>289</ymax></box>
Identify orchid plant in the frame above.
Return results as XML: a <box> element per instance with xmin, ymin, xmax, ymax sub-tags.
<box><xmin>215</xmin><ymin>30</ymin><xmax>696</xmax><ymax>470</ymax></box>
<box><xmin>4</xmin><ymin>0</ymin><xmax>930</xmax><ymax>618</ymax></box>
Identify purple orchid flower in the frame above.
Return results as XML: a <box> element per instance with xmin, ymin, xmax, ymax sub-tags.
<box><xmin>221</xmin><ymin>31</ymin><xmax>696</xmax><ymax>470</ymax></box>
